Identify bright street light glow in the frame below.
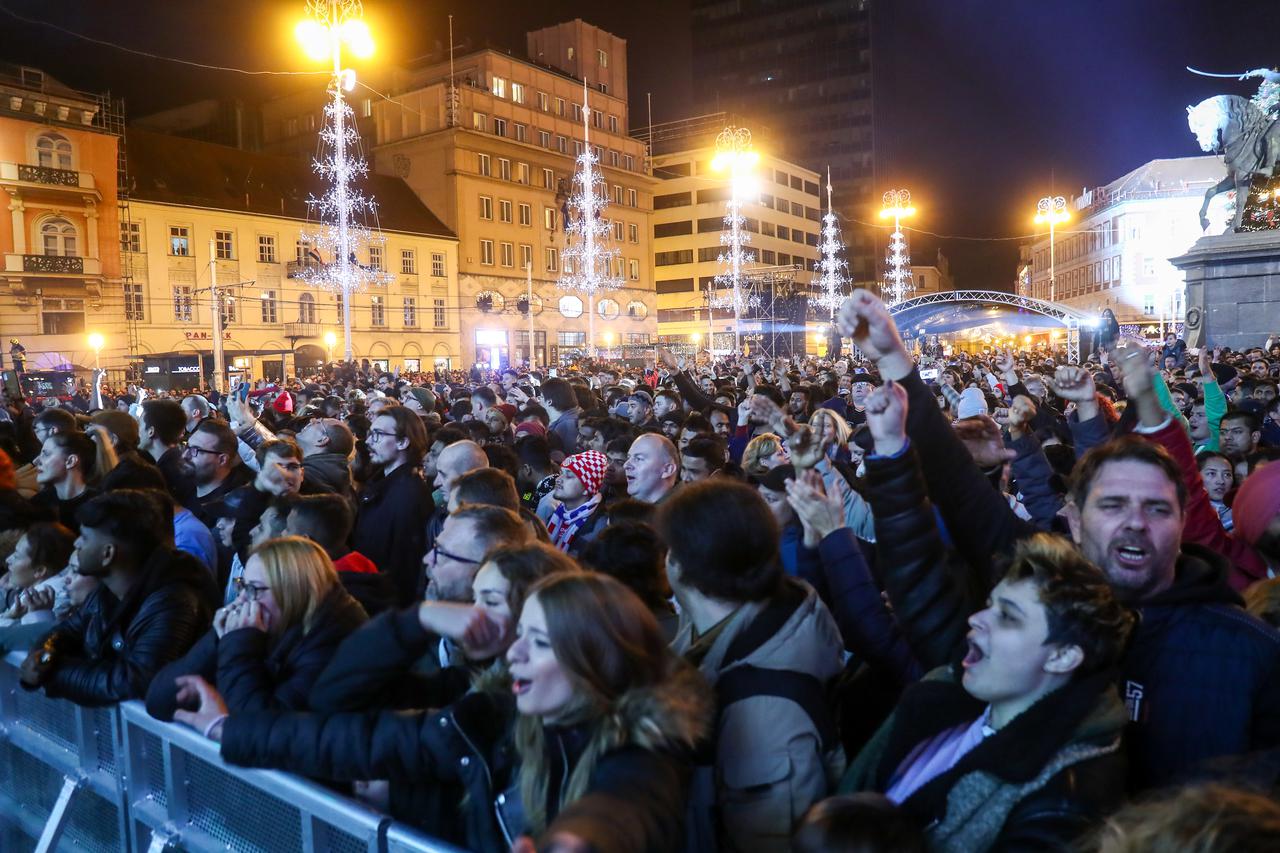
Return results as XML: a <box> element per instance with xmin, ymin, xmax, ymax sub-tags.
<box><xmin>324</xmin><ymin>331</ymin><xmax>338</xmax><ymax>347</ymax></box>
<box><xmin>87</xmin><ymin>333</ymin><xmax>104</xmax><ymax>351</ymax></box>
<box><xmin>295</xmin><ymin>19</ymin><xmax>331</xmax><ymax>60</ymax></box>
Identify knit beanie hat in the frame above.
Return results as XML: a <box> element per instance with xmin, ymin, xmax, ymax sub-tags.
<box><xmin>514</xmin><ymin>420</ymin><xmax>547</xmax><ymax>439</ymax></box>
<box><xmin>272</xmin><ymin>391</ymin><xmax>294</xmax><ymax>414</ymax></box>
<box><xmin>956</xmin><ymin>387</ymin><xmax>989</xmax><ymax>420</ymax></box>
<box><xmin>405</xmin><ymin>386</ymin><xmax>435</xmax><ymax>412</ymax></box>
<box><xmin>560</xmin><ymin>450</ymin><xmax>609</xmax><ymax>496</ymax></box>
<box><xmin>1233</xmin><ymin>462</ymin><xmax>1280</xmax><ymax>548</ymax></box>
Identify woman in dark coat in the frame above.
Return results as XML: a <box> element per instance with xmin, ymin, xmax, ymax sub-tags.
<box><xmin>146</xmin><ymin>536</ymin><xmax>365</xmax><ymax>720</ymax></box>
<box><xmin>171</xmin><ymin>572</ymin><xmax>712</xmax><ymax>853</ymax></box>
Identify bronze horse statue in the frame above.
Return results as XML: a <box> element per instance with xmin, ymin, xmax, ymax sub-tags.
<box><xmin>1187</xmin><ymin>94</ymin><xmax>1280</xmax><ymax>231</ymax></box>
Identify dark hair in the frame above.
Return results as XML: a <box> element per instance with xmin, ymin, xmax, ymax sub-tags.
<box><xmin>682</xmin><ymin>435</ymin><xmax>726</xmax><ymax>472</ymax></box>
<box><xmin>654</xmin><ymin>479</ymin><xmax>781</xmax><ymax>602</ymax></box>
<box><xmin>1195</xmin><ymin>449</ymin><xmax>1232</xmax><ymax>470</ymax></box>
<box><xmin>483</xmin><ymin>444</ymin><xmax>520</xmax><ymax>481</ymax></box>
<box><xmin>90</xmin><ymin>410</ymin><xmax>140</xmax><ymax>451</ymax></box>
<box><xmin>33</xmin><ymin>407</ymin><xmax>77</xmax><ymax>433</ymax></box>
<box><xmin>373</xmin><ymin>406</ymin><xmax>429</xmax><ymax>463</ymax></box>
<box><xmin>482</xmin><ymin>541</ymin><xmax>580</xmax><ymax>624</ymax></box>
<box><xmin>572</xmin><ymin>385</ymin><xmax>597</xmax><ymax>413</ymax></box>
<box><xmin>473</xmin><ymin>386</ymin><xmax>498</xmax><ymax>407</ymax></box>
<box><xmin>539</xmin><ymin>378</ymin><xmax>577</xmax><ymax>412</ymax></box>
<box><xmin>514</xmin><ymin>434</ymin><xmax>552</xmax><ymax>470</ymax></box>
<box><xmin>681</xmin><ymin>411</ymin><xmax>712</xmax><ymax>437</ymax></box>
<box><xmin>76</xmin><ymin>489</ymin><xmax>168</xmax><ymax>558</ymax></box>
<box><xmin>316</xmin><ymin>419</ymin><xmax>355</xmax><ymax>457</ymax></box>
<box><xmin>655</xmin><ymin>389</ymin><xmax>681</xmax><ymax>407</ymax></box>
<box><xmin>193</xmin><ymin>419</ymin><xmax>239</xmax><ymax>456</ymax></box>
<box><xmin>286</xmin><ymin>493</ymin><xmax>354</xmax><ymax>553</ymax></box>
<box><xmin>140</xmin><ymin>399</ymin><xmax>187</xmax><ymax>445</ymax></box>
<box><xmin>452</xmin><ymin>467</ymin><xmax>521</xmax><ymax>512</ymax></box>
<box><xmin>604</xmin><ymin>436</ymin><xmax>632</xmax><ymax>455</ymax></box>
<box><xmin>255</xmin><ymin>437</ymin><xmax>302</xmax><ymax>468</ymax></box>
<box><xmin>1001</xmin><ymin>534</ymin><xmax>1135</xmax><ymax>676</ymax></box>
<box><xmin>47</xmin><ymin>431</ymin><xmax>96</xmax><ymax>472</ymax></box>
<box><xmin>22</xmin><ymin>521</ymin><xmax>76</xmax><ymax>576</ymax></box>
<box><xmin>578</xmin><ymin>521</ymin><xmax>671</xmax><ymax>611</ymax></box>
<box><xmin>793</xmin><ymin>794</ymin><xmax>925</xmax><ymax>853</ymax></box>
<box><xmin>431</xmin><ymin>422</ymin><xmax>468</xmax><ymax>447</ymax></box>
<box><xmin>519</xmin><ymin>402</ymin><xmax>550</xmax><ymax>427</ymax></box>
<box><xmin>448</xmin><ymin>399</ymin><xmax>472</xmax><ymax>422</ymax></box>
<box><xmin>450</xmin><ymin>503</ymin><xmax>532</xmax><ymax>557</ymax></box>
<box><xmin>753</xmin><ymin>385</ymin><xmax>785</xmax><ymax>408</ymax></box>
<box><xmin>1220</xmin><ymin>409</ymin><xmax>1262</xmax><ymax>433</ymax></box>
<box><xmin>1069</xmin><ymin>435</ymin><xmax>1186</xmax><ymax>510</ymax></box>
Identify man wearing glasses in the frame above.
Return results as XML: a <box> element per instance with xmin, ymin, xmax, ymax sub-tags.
<box><xmin>185</xmin><ymin>420</ymin><xmax>253</xmax><ymax>526</ymax></box>
<box><xmin>354</xmin><ymin>407</ymin><xmax>434</xmax><ymax>607</ymax></box>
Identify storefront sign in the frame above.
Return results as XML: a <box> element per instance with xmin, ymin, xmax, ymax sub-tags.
<box><xmin>183</xmin><ymin>331</ymin><xmax>232</xmax><ymax>340</ymax></box>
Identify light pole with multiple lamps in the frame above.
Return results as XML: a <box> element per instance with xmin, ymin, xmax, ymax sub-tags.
<box><xmin>710</xmin><ymin>126</ymin><xmax>760</xmax><ymax>355</ymax></box>
<box><xmin>87</xmin><ymin>333</ymin><xmax>104</xmax><ymax>371</ymax></box>
<box><xmin>1034</xmin><ymin>195</ymin><xmax>1069</xmax><ymax>302</ymax></box>
<box><xmin>880</xmin><ymin>189</ymin><xmax>916</xmax><ymax>305</ymax></box>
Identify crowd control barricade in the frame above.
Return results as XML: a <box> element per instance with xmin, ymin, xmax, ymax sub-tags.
<box><xmin>0</xmin><ymin>652</ymin><xmax>465</xmax><ymax>853</ymax></box>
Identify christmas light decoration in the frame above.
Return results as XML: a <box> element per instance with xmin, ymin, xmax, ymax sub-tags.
<box><xmin>880</xmin><ymin>188</ymin><xmax>916</xmax><ymax>305</ymax></box>
<box><xmin>709</xmin><ymin>125</ymin><xmax>760</xmax><ymax>354</ymax></box>
<box><xmin>813</xmin><ymin>167</ymin><xmax>849</xmax><ymax>318</ymax></box>
<box><xmin>558</xmin><ymin>79</ymin><xmax>622</xmax><ymax>357</ymax></box>
<box><xmin>1034</xmin><ymin>195</ymin><xmax>1069</xmax><ymax>301</ymax></box>
<box><xmin>294</xmin><ymin>0</ymin><xmax>390</xmax><ymax>362</ymax></box>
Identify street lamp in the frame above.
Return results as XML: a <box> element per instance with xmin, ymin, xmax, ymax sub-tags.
<box><xmin>87</xmin><ymin>333</ymin><xmax>104</xmax><ymax>370</ymax></box>
<box><xmin>294</xmin><ymin>0</ymin><xmax>377</xmax><ymax>364</ymax></box>
<box><xmin>880</xmin><ymin>189</ymin><xmax>916</xmax><ymax>305</ymax></box>
<box><xmin>1034</xmin><ymin>196</ymin><xmax>1069</xmax><ymax>302</ymax></box>
<box><xmin>710</xmin><ymin>126</ymin><xmax>760</xmax><ymax>355</ymax></box>
<box><xmin>323</xmin><ymin>331</ymin><xmax>337</xmax><ymax>362</ymax></box>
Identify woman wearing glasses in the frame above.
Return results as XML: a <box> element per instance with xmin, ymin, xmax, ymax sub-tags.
<box><xmin>172</xmin><ymin>572</ymin><xmax>711</xmax><ymax>853</ymax></box>
<box><xmin>145</xmin><ymin>536</ymin><xmax>366</xmax><ymax>722</ymax></box>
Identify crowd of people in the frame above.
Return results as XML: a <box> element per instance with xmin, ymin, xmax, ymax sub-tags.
<box><xmin>1</xmin><ymin>289</ymin><xmax>1280</xmax><ymax>852</ymax></box>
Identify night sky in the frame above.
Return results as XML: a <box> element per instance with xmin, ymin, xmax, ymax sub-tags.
<box><xmin>2</xmin><ymin>0</ymin><xmax>1278</xmax><ymax>287</ymax></box>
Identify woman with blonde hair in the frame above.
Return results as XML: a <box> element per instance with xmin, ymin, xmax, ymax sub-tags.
<box><xmin>175</xmin><ymin>572</ymin><xmax>712</xmax><ymax>853</ymax></box>
<box><xmin>145</xmin><ymin>535</ymin><xmax>366</xmax><ymax>721</ymax></box>
<box><xmin>742</xmin><ymin>432</ymin><xmax>790</xmax><ymax>480</ymax></box>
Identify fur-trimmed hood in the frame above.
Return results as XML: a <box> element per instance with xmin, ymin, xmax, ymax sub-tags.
<box><xmin>596</xmin><ymin>658</ymin><xmax>713</xmax><ymax>755</ymax></box>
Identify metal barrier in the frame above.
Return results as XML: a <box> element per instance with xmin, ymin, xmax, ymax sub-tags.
<box><xmin>0</xmin><ymin>653</ymin><xmax>466</xmax><ymax>853</ymax></box>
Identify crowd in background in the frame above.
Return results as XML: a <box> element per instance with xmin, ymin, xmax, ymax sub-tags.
<box><xmin>1</xmin><ymin>290</ymin><xmax>1280</xmax><ymax>852</ymax></box>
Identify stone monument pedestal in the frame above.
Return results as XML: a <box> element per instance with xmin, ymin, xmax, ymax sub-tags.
<box><xmin>1171</xmin><ymin>230</ymin><xmax>1280</xmax><ymax>350</ymax></box>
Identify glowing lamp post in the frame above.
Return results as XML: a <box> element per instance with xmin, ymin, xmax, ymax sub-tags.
<box><xmin>323</xmin><ymin>331</ymin><xmax>337</xmax><ymax>362</ymax></box>
<box><xmin>1034</xmin><ymin>196</ymin><xmax>1069</xmax><ymax>302</ymax></box>
<box><xmin>710</xmin><ymin>126</ymin><xmax>760</xmax><ymax>355</ymax></box>
<box><xmin>294</xmin><ymin>0</ymin><xmax>379</xmax><ymax>363</ymax></box>
<box><xmin>87</xmin><ymin>332</ymin><xmax>104</xmax><ymax>370</ymax></box>
<box><xmin>879</xmin><ymin>189</ymin><xmax>917</xmax><ymax>305</ymax></box>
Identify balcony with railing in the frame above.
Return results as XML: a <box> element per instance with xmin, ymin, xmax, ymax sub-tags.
<box><xmin>4</xmin><ymin>253</ymin><xmax>100</xmax><ymax>275</ymax></box>
<box><xmin>286</xmin><ymin>259</ymin><xmax>322</xmax><ymax>279</ymax></box>
<box><xmin>0</xmin><ymin>161</ymin><xmax>98</xmax><ymax>195</ymax></box>
<box><xmin>284</xmin><ymin>322</ymin><xmax>322</xmax><ymax>338</ymax></box>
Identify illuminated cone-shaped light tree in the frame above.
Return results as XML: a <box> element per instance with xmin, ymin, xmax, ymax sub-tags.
<box><xmin>880</xmin><ymin>188</ymin><xmax>916</xmax><ymax>305</ymax></box>
<box><xmin>558</xmin><ymin>79</ymin><xmax>622</xmax><ymax>358</ymax></box>
<box><xmin>813</xmin><ymin>167</ymin><xmax>849</xmax><ymax>318</ymax></box>
<box><xmin>710</xmin><ymin>126</ymin><xmax>761</xmax><ymax>354</ymax></box>
<box><xmin>294</xmin><ymin>0</ymin><xmax>391</xmax><ymax>362</ymax></box>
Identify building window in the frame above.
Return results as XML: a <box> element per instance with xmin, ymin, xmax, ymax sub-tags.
<box><xmin>169</xmin><ymin>226</ymin><xmax>190</xmax><ymax>257</ymax></box>
<box><xmin>499</xmin><ymin>158</ymin><xmax>511</xmax><ymax>180</ymax></box>
<box><xmin>573</xmin><ymin>103</ymin><xmax>583</xmax><ymax>122</ymax></box>
<box><xmin>434</xmin><ymin>298</ymin><xmax>446</xmax><ymax>328</ymax></box>
<box><xmin>500</xmin><ymin>241</ymin><xmax>514</xmax><ymax>267</ymax></box>
<box><xmin>627</xmin><ymin>188</ymin><xmax>638</xmax><ymax>207</ymax></box>
<box><xmin>403</xmin><ymin>296</ymin><xmax>417</xmax><ymax>327</ymax></box>
<box><xmin>480</xmin><ymin>239</ymin><xmax>495</xmax><ymax>265</ymax></box>
<box><xmin>629</xmin><ymin>223</ymin><xmax>639</xmax><ymax>243</ymax></box>
<box><xmin>597</xmin><ymin>49</ymin><xmax>608</xmax><ymax>67</ymax></box>
<box><xmin>431</xmin><ymin>251</ymin><xmax>446</xmax><ymax>277</ymax></box>
<box><xmin>625</xmin><ymin>154</ymin><xmax>634</xmax><ymax>170</ymax></box>
<box><xmin>37</xmin><ymin>217</ymin><xmax>78</xmax><ymax>256</ymax></box>
<box><xmin>40</xmin><ymin>297</ymin><xmax>85</xmax><ymax>335</ymax></box>
<box><xmin>544</xmin><ymin>207</ymin><xmax>556</xmax><ymax>230</ymax></box>
<box><xmin>124</xmin><ymin>283</ymin><xmax>145</xmax><ymax>321</ymax></box>
<box><xmin>35</xmin><ymin>132</ymin><xmax>74</xmax><ymax>169</ymax></box>
<box><xmin>298</xmin><ymin>292</ymin><xmax>317</xmax><ymax>323</ymax></box>
<box><xmin>626</xmin><ymin>300</ymin><xmax>648</xmax><ymax>319</ymax></box>
<box><xmin>499</xmin><ymin>199</ymin><xmax>513</xmax><ymax>223</ymax></box>
<box><xmin>628</xmin><ymin>259</ymin><xmax>639</xmax><ymax>280</ymax></box>
<box><xmin>1142</xmin><ymin>293</ymin><xmax>1155</xmax><ymax>316</ymax></box>
<box><xmin>539</xmin><ymin>130</ymin><xmax>550</xmax><ymax>148</ymax></box>
<box><xmin>369</xmin><ymin>245</ymin><xmax>384</xmax><ymax>270</ymax></box>
<box><xmin>478</xmin><ymin>153</ymin><xmax>491</xmax><ymax>176</ymax></box>
<box><xmin>371</xmin><ymin>295</ymin><xmax>385</xmax><ymax>326</ymax></box>
<box><xmin>556</xmin><ymin>97</ymin><xmax>565</xmax><ymax>116</ymax></box>
<box><xmin>538</xmin><ymin>92</ymin><xmax>549</xmax><ymax>111</ymax></box>
<box><xmin>612</xmin><ymin>220</ymin><xmax>624</xmax><ymax>241</ymax></box>
<box><xmin>295</xmin><ymin>239</ymin><xmax>311</xmax><ymax>264</ymax></box>
<box><xmin>472</xmin><ymin>112</ymin><xmax>487</xmax><ymax>132</ymax></box>
<box><xmin>516</xmin><ymin>162</ymin><xmax>529</xmax><ymax>184</ymax></box>
<box><xmin>545</xmin><ymin>246</ymin><xmax>559</xmax><ymax>272</ymax></box>
<box><xmin>608</xmin><ymin>115</ymin><xmax>618</xmax><ymax>133</ymax></box>
<box><xmin>574</xmin><ymin>140</ymin><xmax>585</xmax><ymax>157</ymax></box>
<box><xmin>612</xmin><ymin>184</ymin><xmax>623</xmax><ymax>204</ymax></box>
<box><xmin>514</xmin><ymin>123</ymin><xmax>527</xmax><ymax>142</ymax></box>
<box><xmin>120</xmin><ymin>221</ymin><xmax>142</xmax><ymax>253</ymax></box>
<box><xmin>520</xmin><ymin>243</ymin><xmax>533</xmax><ymax>268</ymax></box>
<box><xmin>402</xmin><ymin>249</ymin><xmax>417</xmax><ymax>274</ymax></box>
<box><xmin>609</xmin><ymin>150</ymin><xmax>620</xmax><ymax>167</ymax></box>
<box><xmin>493</xmin><ymin>118</ymin><xmax>506</xmax><ymax>137</ymax></box>
<box><xmin>173</xmin><ymin>286</ymin><xmax>194</xmax><ymax>322</ymax></box>
<box><xmin>559</xmin><ymin>294</ymin><xmax>582</xmax><ymax>318</ymax></box>
<box><xmin>542</xmin><ymin>167</ymin><xmax>555</xmax><ymax>188</ymax></box>
<box><xmin>511</xmin><ymin>82</ymin><xmax>525</xmax><ymax>104</ymax></box>
<box><xmin>257</xmin><ymin>234</ymin><xmax>277</xmax><ymax>263</ymax></box>
<box><xmin>260</xmin><ymin>290</ymin><xmax>278</xmax><ymax>324</ymax></box>
<box><xmin>598</xmin><ymin>298</ymin><xmax>620</xmax><ymax>320</ymax></box>
<box><xmin>491</xmin><ymin>76</ymin><xmax>506</xmax><ymax>98</ymax></box>
<box><xmin>214</xmin><ymin>230</ymin><xmax>234</xmax><ymax>260</ymax></box>
<box><xmin>557</xmin><ymin>136</ymin><xmax>568</xmax><ymax>154</ymax></box>
<box><xmin>222</xmin><ymin>298</ymin><xmax>239</xmax><ymax>332</ymax></box>
<box><xmin>480</xmin><ymin>195</ymin><xmax>493</xmax><ymax>220</ymax></box>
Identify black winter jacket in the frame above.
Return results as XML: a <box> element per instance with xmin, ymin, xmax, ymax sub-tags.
<box><xmin>220</xmin><ymin>662</ymin><xmax>711</xmax><ymax>852</ymax></box>
<box><xmin>145</xmin><ymin>583</ymin><xmax>367</xmax><ymax>721</ymax></box>
<box><xmin>352</xmin><ymin>463</ymin><xmax>434</xmax><ymax>607</ymax></box>
<box><xmin>30</xmin><ymin>548</ymin><xmax>217</xmax><ymax>706</ymax></box>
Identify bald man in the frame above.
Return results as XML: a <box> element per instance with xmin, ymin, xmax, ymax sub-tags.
<box><xmin>434</xmin><ymin>440</ymin><xmax>490</xmax><ymax>507</ymax></box>
<box><xmin>624</xmin><ymin>433</ymin><xmax>680</xmax><ymax>504</ymax></box>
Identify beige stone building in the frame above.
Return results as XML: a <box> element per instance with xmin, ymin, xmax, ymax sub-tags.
<box><xmin>367</xmin><ymin>20</ymin><xmax>658</xmax><ymax>369</ymax></box>
<box><xmin>122</xmin><ymin>130</ymin><xmax>460</xmax><ymax>388</ymax></box>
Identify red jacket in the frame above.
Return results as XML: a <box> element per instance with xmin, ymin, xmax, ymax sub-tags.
<box><xmin>1140</xmin><ymin>419</ymin><xmax>1267</xmax><ymax>590</ymax></box>
<box><xmin>334</xmin><ymin>551</ymin><xmax>378</xmax><ymax>574</ymax></box>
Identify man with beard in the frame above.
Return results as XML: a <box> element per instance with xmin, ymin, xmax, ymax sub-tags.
<box><xmin>138</xmin><ymin>398</ymin><xmax>196</xmax><ymax>509</ymax></box>
<box><xmin>184</xmin><ymin>420</ymin><xmax>253</xmax><ymax>525</ymax></box>
<box><xmin>353</xmin><ymin>407</ymin><xmax>434</xmax><ymax>607</ymax></box>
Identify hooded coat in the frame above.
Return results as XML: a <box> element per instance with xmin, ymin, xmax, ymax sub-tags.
<box><xmin>220</xmin><ymin>660</ymin><xmax>711</xmax><ymax>853</ymax></box>
<box><xmin>28</xmin><ymin>547</ymin><xmax>217</xmax><ymax>706</ymax></box>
